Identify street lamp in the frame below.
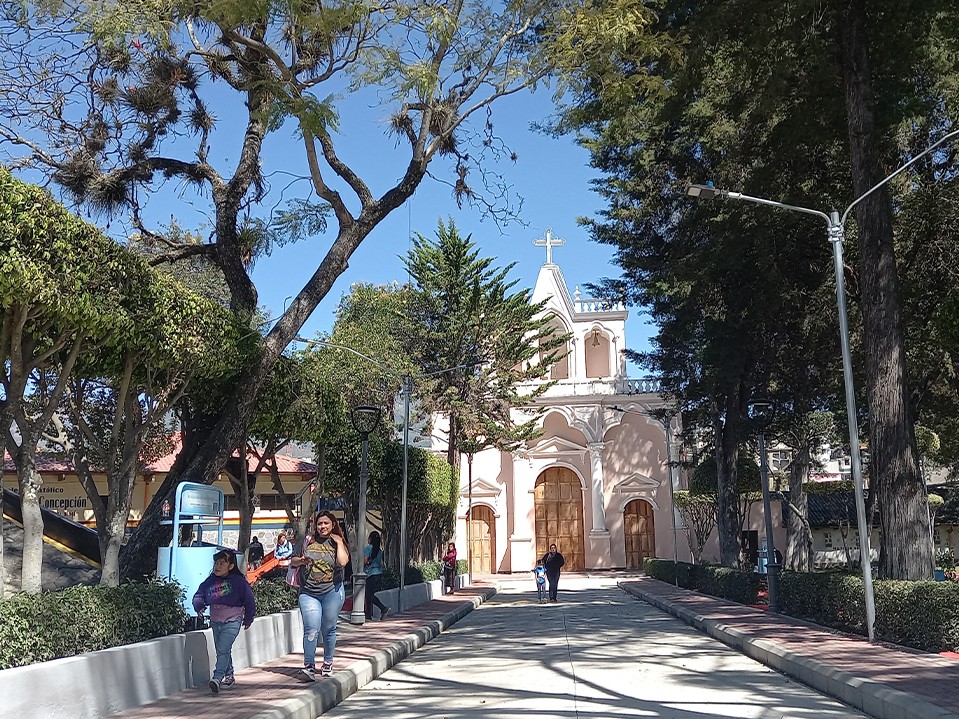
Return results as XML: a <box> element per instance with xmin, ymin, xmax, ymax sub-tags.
<box><xmin>747</xmin><ymin>398</ymin><xmax>780</xmax><ymax>613</ymax></box>
<box><xmin>685</xmin><ymin>129</ymin><xmax>959</xmax><ymax>639</ymax></box>
<box><xmin>349</xmin><ymin>403</ymin><xmax>381</xmax><ymax>626</ymax></box>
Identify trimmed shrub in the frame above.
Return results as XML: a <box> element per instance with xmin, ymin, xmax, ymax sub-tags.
<box><xmin>644</xmin><ymin>558</ymin><xmax>702</xmax><ymax>589</ymax></box>
<box><xmin>382</xmin><ymin>559</ymin><xmax>467</xmax><ymax>590</ymax></box>
<box><xmin>779</xmin><ymin>570</ymin><xmax>866</xmax><ymax>634</ymax></box>
<box><xmin>644</xmin><ymin>558</ymin><xmax>760</xmax><ymax>604</ymax></box>
<box><xmin>251</xmin><ymin>577</ymin><xmax>299</xmax><ymax>616</ymax></box>
<box><xmin>779</xmin><ymin>570</ymin><xmax>959</xmax><ymax>652</ymax></box>
<box><xmin>875</xmin><ymin>580</ymin><xmax>959</xmax><ymax>652</ymax></box>
<box><xmin>698</xmin><ymin>566</ymin><xmax>762</xmax><ymax>605</ymax></box>
<box><xmin>0</xmin><ymin>578</ymin><xmax>186</xmax><ymax>670</ymax></box>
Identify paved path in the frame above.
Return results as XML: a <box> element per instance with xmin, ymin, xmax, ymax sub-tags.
<box><xmin>106</xmin><ymin>573</ymin><xmax>959</xmax><ymax>719</ymax></box>
<box><xmin>318</xmin><ymin>574</ymin><xmax>866</xmax><ymax>719</ymax></box>
<box><xmin>107</xmin><ymin>586</ymin><xmax>495</xmax><ymax>719</ymax></box>
<box><xmin>621</xmin><ymin>575</ymin><xmax>959</xmax><ymax>719</ymax></box>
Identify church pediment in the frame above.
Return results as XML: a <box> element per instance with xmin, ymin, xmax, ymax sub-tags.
<box><xmin>526</xmin><ymin>435</ymin><xmax>587</xmax><ymax>458</ymax></box>
<box><xmin>614</xmin><ymin>473</ymin><xmax>660</xmax><ymax>494</ymax></box>
<box><xmin>462</xmin><ymin>476</ymin><xmax>503</xmax><ymax>498</ymax></box>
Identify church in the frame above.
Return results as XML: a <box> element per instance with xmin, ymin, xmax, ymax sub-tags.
<box><xmin>451</xmin><ymin>231</ymin><xmax>682</xmax><ymax>574</ymax></box>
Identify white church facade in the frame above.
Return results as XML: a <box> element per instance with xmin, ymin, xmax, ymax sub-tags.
<box><xmin>450</xmin><ymin>232</ymin><xmax>684</xmax><ymax>574</ymax></box>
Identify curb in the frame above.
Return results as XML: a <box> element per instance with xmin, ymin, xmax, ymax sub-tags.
<box><xmin>619</xmin><ymin>581</ymin><xmax>959</xmax><ymax>719</ymax></box>
<box><xmin>248</xmin><ymin>587</ymin><xmax>496</xmax><ymax>719</ymax></box>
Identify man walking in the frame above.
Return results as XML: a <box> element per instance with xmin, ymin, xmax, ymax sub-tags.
<box><xmin>247</xmin><ymin>536</ymin><xmax>265</xmax><ymax>570</ymax></box>
<box><xmin>541</xmin><ymin>543</ymin><xmax>565</xmax><ymax>602</ymax></box>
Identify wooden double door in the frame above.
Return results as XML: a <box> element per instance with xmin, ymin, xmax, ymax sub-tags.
<box><xmin>468</xmin><ymin>505</ymin><xmax>495</xmax><ymax>574</ymax></box>
<box><xmin>534</xmin><ymin>467</ymin><xmax>585</xmax><ymax>571</ymax></box>
<box><xmin>624</xmin><ymin>499</ymin><xmax>656</xmax><ymax>568</ymax></box>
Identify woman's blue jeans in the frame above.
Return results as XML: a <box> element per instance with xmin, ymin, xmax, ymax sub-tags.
<box><xmin>298</xmin><ymin>585</ymin><xmax>345</xmax><ymax>667</ymax></box>
<box><xmin>211</xmin><ymin>618</ymin><xmax>242</xmax><ymax>681</ymax></box>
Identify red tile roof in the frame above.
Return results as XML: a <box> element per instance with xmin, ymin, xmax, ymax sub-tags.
<box><xmin>3</xmin><ymin>434</ymin><xmax>316</xmax><ymax>478</ymax></box>
<box><xmin>144</xmin><ymin>433</ymin><xmax>316</xmax><ymax>476</ymax></box>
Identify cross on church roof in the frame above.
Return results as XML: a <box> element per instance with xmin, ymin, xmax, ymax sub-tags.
<box><xmin>534</xmin><ymin>228</ymin><xmax>565</xmax><ymax>265</ymax></box>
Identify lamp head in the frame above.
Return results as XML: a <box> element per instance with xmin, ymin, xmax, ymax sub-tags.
<box><xmin>351</xmin><ymin>404</ymin><xmax>382</xmax><ymax>436</ymax></box>
<box><xmin>686</xmin><ymin>183</ymin><xmax>721</xmax><ymax>200</ymax></box>
<box><xmin>746</xmin><ymin>398</ymin><xmax>776</xmax><ymax>431</ymax></box>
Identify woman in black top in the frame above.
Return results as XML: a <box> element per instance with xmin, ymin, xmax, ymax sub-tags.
<box><xmin>541</xmin><ymin>543</ymin><xmax>565</xmax><ymax>602</ymax></box>
<box><xmin>290</xmin><ymin>510</ymin><xmax>349</xmax><ymax>681</ymax></box>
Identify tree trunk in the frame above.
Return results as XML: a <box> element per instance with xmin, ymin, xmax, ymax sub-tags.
<box><xmin>15</xmin><ymin>452</ymin><xmax>43</xmax><ymax>594</ymax></box>
<box><xmin>98</xmin><ymin>512</ymin><xmax>127</xmax><ymax>587</ymax></box>
<box><xmin>715</xmin><ymin>394</ymin><xmax>742</xmax><ymax>567</ymax></box>
<box><xmin>785</xmin><ymin>445</ymin><xmax>813</xmax><ymax>571</ymax></box>
<box><xmin>839</xmin><ymin>0</ymin><xmax>932</xmax><ymax>579</ymax></box>
<box><xmin>119</xmin><ymin>411</ymin><xmax>216</xmax><ymax>578</ymax></box>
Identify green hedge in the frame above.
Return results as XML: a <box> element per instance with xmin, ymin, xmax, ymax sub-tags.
<box><xmin>250</xmin><ymin>577</ymin><xmax>299</xmax><ymax>616</ymax></box>
<box><xmin>0</xmin><ymin>557</ymin><xmax>473</xmax><ymax>671</ymax></box>
<box><xmin>0</xmin><ymin>578</ymin><xmax>186</xmax><ymax>670</ymax></box>
<box><xmin>380</xmin><ymin>559</ymin><xmax>467</xmax><ymax>589</ymax></box>
<box><xmin>644</xmin><ymin>558</ymin><xmax>761</xmax><ymax>605</ymax></box>
<box><xmin>780</xmin><ymin>570</ymin><xmax>959</xmax><ymax>652</ymax></box>
<box><xmin>778</xmin><ymin>570</ymin><xmax>866</xmax><ymax>634</ymax></box>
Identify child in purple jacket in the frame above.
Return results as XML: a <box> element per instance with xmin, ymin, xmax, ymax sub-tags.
<box><xmin>193</xmin><ymin>550</ymin><xmax>256</xmax><ymax>694</ymax></box>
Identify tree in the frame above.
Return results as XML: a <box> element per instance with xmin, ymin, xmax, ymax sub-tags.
<box><xmin>673</xmin><ymin>491</ymin><xmax>716</xmax><ymax>565</ymax></box>
<box><xmin>0</xmin><ymin>169</ymin><xmax>151</xmax><ymax>592</ymax></box>
<box><xmin>551</xmin><ymin>0</ymin><xmax>959</xmax><ymax>578</ymax></box>
<box><xmin>248</xmin><ymin>352</ymin><xmax>344</xmax><ymax>542</ymax></box>
<box><xmin>48</xmin><ymin>271</ymin><xmax>243</xmax><ymax>585</ymax></box>
<box><xmin>774</xmin><ymin>411</ymin><xmax>837</xmax><ymax>572</ymax></box>
<box><xmin>402</xmin><ymin>219</ymin><xmax>566</xmax><ymax>467</ymax></box>
<box><xmin>690</xmin><ymin>452</ymin><xmax>761</xmax><ymax>555</ymax></box>
<box><xmin>0</xmin><ymin>0</ymin><xmax>628</xmax><ymax>578</ymax></box>
<box><xmin>836</xmin><ymin>0</ymin><xmax>934</xmax><ymax>580</ymax></box>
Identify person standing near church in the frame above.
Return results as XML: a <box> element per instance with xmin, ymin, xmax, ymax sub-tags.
<box><xmin>541</xmin><ymin>543</ymin><xmax>565</xmax><ymax>602</ymax></box>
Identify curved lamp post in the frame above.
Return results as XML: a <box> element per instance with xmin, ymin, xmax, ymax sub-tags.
<box><xmin>747</xmin><ymin>398</ymin><xmax>780</xmax><ymax>613</ymax></box>
<box><xmin>684</xmin><ymin>129</ymin><xmax>959</xmax><ymax>638</ymax></box>
<box><xmin>349</xmin><ymin>403</ymin><xmax>381</xmax><ymax>625</ymax></box>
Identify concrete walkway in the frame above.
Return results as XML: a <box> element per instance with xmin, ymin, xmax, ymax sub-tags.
<box><xmin>317</xmin><ymin>574</ymin><xmax>866</xmax><ymax>719</ymax></box>
<box><xmin>622</xmin><ymin>575</ymin><xmax>959</xmax><ymax>719</ymax></box>
<box><xmin>106</xmin><ymin>585</ymin><xmax>495</xmax><ymax>719</ymax></box>
<box><xmin>105</xmin><ymin>574</ymin><xmax>959</xmax><ymax>719</ymax></box>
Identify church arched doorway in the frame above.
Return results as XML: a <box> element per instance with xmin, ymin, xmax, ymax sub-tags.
<box><xmin>624</xmin><ymin>499</ymin><xmax>656</xmax><ymax>569</ymax></box>
<box><xmin>468</xmin><ymin>505</ymin><xmax>495</xmax><ymax>575</ymax></box>
<box><xmin>534</xmin><ymin>467</ymin><xmax>585</xmax><ymax>571</ymax></box>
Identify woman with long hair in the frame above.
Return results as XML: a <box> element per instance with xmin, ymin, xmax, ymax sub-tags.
<box><xmin>363</xmin><ymin>531</ymin><xmax>390</xmax><ymax>620</ymax></box>
<box><xmin>290</xmin><ymin>510</ymin><xmax>350</xmax><ymax>681</ymax></box>
<box><xmin>442</xmin><ymin>542</ymin><xmax>457</xmax><ymax>595</ymax></box>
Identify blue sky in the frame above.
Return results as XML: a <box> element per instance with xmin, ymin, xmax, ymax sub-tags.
<box><xmin>246</xmin><ymin>89</ymin><xmax>655</xmax><ymax>373</ymax></box>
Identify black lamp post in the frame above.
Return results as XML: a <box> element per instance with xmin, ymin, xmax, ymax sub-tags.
<box><xmin>350</xmin><ymin>404</ymin><xmax>381</xmax><ymax>625</ymax></box>
<box><xmin>747</xmin><ymin>398</ymin><xmax>780</xmax><ymax>613</ymax></box>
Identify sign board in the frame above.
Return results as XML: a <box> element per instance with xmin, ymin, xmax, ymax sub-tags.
<box><xmin>179</xmin><ymin>486</ymin><xmax>222</xmax><ymax>517</ymax></box>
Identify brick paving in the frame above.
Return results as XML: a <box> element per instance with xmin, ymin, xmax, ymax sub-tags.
<box><xmin>107</xmin><ymin>586</ymin><xmax>494</xmax><ymax>719</ymax></box>
<box><xmin>621</xmin><ymin>576</ymin><xmax>959</xmax><ymax>718</ymax></box>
